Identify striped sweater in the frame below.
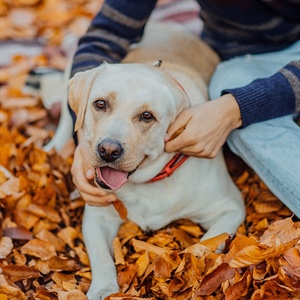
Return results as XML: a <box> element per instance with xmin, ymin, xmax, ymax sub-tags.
<box><xmin>71</xmin><ymin>0</ymin><xmax>300</xmax><ymax>128</ymax></box>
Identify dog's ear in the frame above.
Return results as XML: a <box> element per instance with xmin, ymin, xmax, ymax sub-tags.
<box><xmin>68</xmin><ymin>67</ymin><xmax>101</xmax><ymax>132</ymax></box>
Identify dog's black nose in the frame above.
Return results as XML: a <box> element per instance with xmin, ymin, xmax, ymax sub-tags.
<box><xmin>97</xmin><ymin>139</ymin><xmax>123</xmax><ymax>162</ymax></box>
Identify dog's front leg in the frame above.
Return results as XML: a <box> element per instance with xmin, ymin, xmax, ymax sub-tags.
<box><xmin>82</xmin><ymin>204</ymin><xmax>123</xmax><ymax>300</ymax></box>
<box><xmin>200</xmin><ymin>203</ymin><xmax>245</xmax><ymax>242</ymax></box>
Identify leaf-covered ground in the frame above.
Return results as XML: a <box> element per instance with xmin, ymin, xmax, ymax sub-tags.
<box><xmin>0</xmin><ymin>1</ymin><xmax>299</xmax><ymax>299</ymax></box>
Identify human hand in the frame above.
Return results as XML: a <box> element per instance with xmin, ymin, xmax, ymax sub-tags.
<box><xmin>164</xmin><ymin>94</ymin><xmax>242</xmax><ymax>158</ymax></box>
<box><xmin>71</xmin><ymin>130</ymin><xmax>117</xmax><ymax>206</ymax></box>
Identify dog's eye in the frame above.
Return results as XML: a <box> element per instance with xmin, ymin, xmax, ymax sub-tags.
<box><xmin>93</xmin><ymin>100</ymin><xmax>106</xmax><ymax>111</ymax></box>
<box><xmin>139</xmin><ymin>111</ymin><xmax>155</xmax><ymax>122</ymax></box>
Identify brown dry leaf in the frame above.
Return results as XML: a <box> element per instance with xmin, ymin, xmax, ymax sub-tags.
<box><xmin>13</xmin><ymin>209</ymin><xmax>39</xmax><ymax>230</ymax></box>
<box><xmin>12</xmin><ymin>249</ymin><xmax>26</xmax><ymax>266</ymax></box>
<box><xmin>135</xmin><ymin>251</ymin><xmax>149</xmax><ymax>277</ymax></box>
<box><xmin>36</xmin><ymin>256</ymin><xmax>81</xmax><ymax>274</ymax></box>
<box><xmin>224</xmin><ymin>235</ymin><xmax>258</xmax><ymax>264</ymax></box>
<box><xmin>229</xmin><ymin>242</ymin><xmax>275</xmax><ymax>268</ymax></box>
<box><xmin>3</xmin><ymin>225</ymin><xmax>33</xmax><ymax>240</ymax></box>
<box><xmin>253</xmin><ymin>261</ymin><xmax>269</xmax><ymax>280</ymax></box>
<box><xmin>199</xmin><ymin>233</ymin><xmax>231</xmax><ymax>251</ymax></box>
<box><xmin>25</xmin><ymin>203</ymin><xmax>62</xmax><ymax>223</ymax></box>
<box><xmin>75</xmin><ymin>269</ymin><xmax>92</xmax><ymax>281</ymax></box>
<box><xmin>260</xmin><ymin>217</ymin><xmax>300</xmax><ymax>245</ymax></box>
<box><xmin>182</xmin><ymin>242</ymin><xmax>211</xmax><ymax>257</ymax></box>
<box><xmin>58</xmin><ymin>289</ymin><xmax>88</xmax><ymax>300</ymax></box>
<box><xmin>147</xmin><ymin>232</ymin><xmax>174</xmax><ymax>248</ymax></box>
<box><xmin>57</xmin><ymin>226</ymin><xmax>81</xmax><ymax>248</ymax></box>
<box><xmin>34</xmin><ymin>288</ymin><xmax>58</xmax><ymax>300</ymax></box>
<box><xmin>196</xmin><ymin>263</ymin><xmax>235</xmax><ymax>296</ymax></box>
<box><xmin>0</xmin><ymin>236</ymin><xmax>13</xmax><ymax>258</ymax></box>
<box><xmin>117</xmin><ymin>263</ymin><xmax>138</xmax><ymax>288</ymax></box>
<box><xmin>153</xmin><ymin>256</ymin><xmax>173</xmax><ymax>280</ymax></box>
<box><xmin>52</xmin><ymin>272</ymin><xmax>77</xmax><ymax>288</ymax></box>
<box><xmin>113</xmin><ymin>237</ymin><xmax>126</xmax><ymax>265</ymax></box>
<box><xmin>179</xmin><ymin>224</ymin><xmax>203</xmax><ymax>238</ymax></box>
<box><xmin>278</xmin><ymin>265</ymin><xmax>300</xmax><ymax>291</ymax></box>
<box><xmin>1</xmin><ymin>97</ymin><xmax>39</xmax><ymax>109</ymax></box>
<box><xmin>1</xmin><ymin>264</ymin><xmax>41</xmax><ymax>282</ymax></box>
<box><xmin>0</xmin><ymin>176</ymin><xmax>20</xmax><ymax>198</ymax></box>
<box><xmin>132</xmin><ymin>238</ymin><xmax>172</xmax><ymax>257</ymax></box>
<box><xmin>113</xmin><ymin>199</ymin><xmax>128</xmax><ymax>221</ymax></box>
<box><xmin>20</xmin><ymin>238</ymin><xmax>56</xmax><ymax>260</ymax></box>
<box><xmin>224</xmin><ymin>269</ymin><xmax>252</xmax><ymax>300</ymax></box>
<box><xmin>175</xmin><ymin>253</ymin><xmax>201</xmax><ymax>291</ymax></box>
<box><xmin>0</xmin><ymin>286</ymin><xmax>26</xmax><ymax>300</ymax></box>
<box><xmin>74</xmin><ymin>244</ymin><xmax>90</xmax><ymax>266</ymax></box>
<box><xmin>282</xmin><ymin>247</ymin><xmax>300</xmax><ymax>266</ymax></box>
<box><xmin>171</xmin><ymin>228</ymin><xmax>197</xmax><ymax>249</ymax></box>
<box><xmin>251</xmin><ymin>280</ymin><xmax>297</xmax><ymax>299</ymax></box>
<box><xmin>253</xmin><ymin>199</ymin><xmax>284</xmax><ymax>213</ymax></box>
<box><xmin>169</xmin><ymin>125</ymin><xmax>186</xmax><ymax>141</ymax></box>
<box><xmin>35</xmin><ymin>228</ymin><xmax>66</xmax><ymax>252</ymax></box>
<box><xmin>253</xmin><ymin>217</ymin><xmax>269</xmax><ymax>231</ymax></box>
<box><xmin>118</xmin><ymin>221</ymin><xmax>142</xmax><ymax>245</ymax></box>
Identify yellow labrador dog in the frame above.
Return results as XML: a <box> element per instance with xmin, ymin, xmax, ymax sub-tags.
<box><xmin>68</xmin><ymin>23</ymin><xmax>245</xmax><ymax>300</ymax></box>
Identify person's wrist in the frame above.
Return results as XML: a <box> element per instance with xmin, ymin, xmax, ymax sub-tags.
<box><xmin>223</xmin><ymin>93</ymin><xmax>242</xmax><ymax>129</ymax></box>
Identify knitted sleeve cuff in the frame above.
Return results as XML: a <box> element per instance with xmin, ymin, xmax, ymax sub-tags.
<box><xmin>222</xmin><ymin>72</ymin><xmax>296</xmax><ymax>127</ymax></box>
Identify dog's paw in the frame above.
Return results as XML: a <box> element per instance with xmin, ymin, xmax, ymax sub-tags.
<box><xmin>86</xmin><ymin>285</ymin><xmax>119</xmax><ymax>300</ymax></box>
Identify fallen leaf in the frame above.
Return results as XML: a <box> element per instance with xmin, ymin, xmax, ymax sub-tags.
<box><xmin>196</xmin><ymin>263</ymin><xmax>235</xmax><ymax>296</ymax></box>
<box><xmin>113</xmin><ymin>199</ymin><xmax>128</xmax><ymax>221</ymax></box>
<box><xmin>0</xmin><ymin>236</ymin><xmax>13</xmax><ymax>258</ymax></box>
<box><xmin>20</xmin><ymin>238</ymin><xmax>56</xmax><ymax>260</ymax></box>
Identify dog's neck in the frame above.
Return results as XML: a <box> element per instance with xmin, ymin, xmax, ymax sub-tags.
<box><xmin>149</xmin><ymin>154</ymin><xmax>189</xmax><ymax>182</ymax></box>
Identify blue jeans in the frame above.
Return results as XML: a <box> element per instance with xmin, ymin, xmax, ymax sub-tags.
<box><xmin>209</xmin><ymin>40</ymin><xmax>300</xmax><ymax>218</ymax></box>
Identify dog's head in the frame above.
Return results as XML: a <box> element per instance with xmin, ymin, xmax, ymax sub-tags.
<box><xmin>69</xmin><ymin>63</ymin><xmax>190</xmax><ymax>190</ymax></box>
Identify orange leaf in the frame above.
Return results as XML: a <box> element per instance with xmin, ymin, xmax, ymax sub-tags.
<box><xmin>1</xmin><ymin>265</ymin><xmax>40</xmax><ymax>282</ymax></box>
<box><xmin>0</xmin><ymin>236</ymin><xmax>13</xmax><ymax>258</ymax></box>
<box><xmin>117</xmin><ymin>263</ymin><xmax>138</xmax><ymax>288</ymax></box>
<box><xmin>58</xmin><ymin>290</ymin><xmax>88</xmax><ymax>300</ymax></box>
<box><xmin>3</xmin><ymin>226</ymin><xmax>33</xmax><ymax>240</ymax></box>
<box><xmin>35</xmin><ymin>228</ymin><xmax>66</xmax><ymax>252</ymax></box>
<box><xmin>135</xmin><ymin>251</ymin><xmax>149</xmax><ymax>277</ymax></box>
<box><xmin>20</xmin><ymin>238</ymin><xmax>56</xmax><ymax>260</ymax></box>
<box><xmin>153</xmin><ymin>256</ymin><xmax>172</xmax><ymax>279</ymax></box>
<box><xmin>260</xmin><ymin>218</ymin><xmax>300</xmax><ymax>246</ymax></box>
<box><xmin>196</xmin><ymin>263</ymin><xmax>235</xmax><ymax>296</ymax></box>
<box><xmin>36</xmin><ymin>256</ymin><xmax>81</xmax><ymax>274</ymax></box>
<box><xmin>225</xmin><ymin>270</ymin><xmax>252</xmax><ymax>300</ymax></box>
<box><xmin>113</xmin><ymin>237</ymin><xmax>125</xmax><ymax>265</ymax></box>
<box><xmin>113</xmin><ymin>199</ymin><xmax>128</xmax><ymax>221</ymax></box>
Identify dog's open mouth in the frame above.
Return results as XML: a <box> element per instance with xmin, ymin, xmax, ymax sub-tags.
<box><xmin>95</xmin><ymin>167</ymin><xmax>129</xmax><ymax>190</ymax></box>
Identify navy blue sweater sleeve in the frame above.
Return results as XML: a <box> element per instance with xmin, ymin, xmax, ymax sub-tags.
<box><xmin>71</xmin><ymin>0</ymin><xmax>157</xmax><ymax>76</ymax></box>
<box><xmin>222</xmin><ymin>61</ymin><xmax>300</xmax><ymax>127</ymax></box>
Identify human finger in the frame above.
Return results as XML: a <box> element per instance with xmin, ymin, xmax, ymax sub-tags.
<box><xmin>82</xmin><ymin>193</ymin><xmax>117</xmax><ymax>207</ymax></box>
<box><xmin>165</xmin><ymin>109</ymin><xmax>191</xmax><ymax>142</ymax></box>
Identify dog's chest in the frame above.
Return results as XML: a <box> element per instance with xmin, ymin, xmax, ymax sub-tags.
<box><xmin>115</xmin><ymin>166</ymin><xmax>205</xmax><ymax>231</ymax></box>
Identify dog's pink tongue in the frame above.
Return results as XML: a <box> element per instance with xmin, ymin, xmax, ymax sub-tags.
<box><xmin>96</xmin><ymin>167</ymin><xmax>128</xmax><ymax>190</ymax></box>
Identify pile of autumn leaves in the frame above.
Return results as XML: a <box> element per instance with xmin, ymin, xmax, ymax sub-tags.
<box><xmin>0</xmin><ymin>1</ymin><xmax>300</xmax><ymax>300</ymax></box>
<box><xmin>0</xmin><ymin>125</ymin><xmax>299</xmax><ymax>300</ymax></box>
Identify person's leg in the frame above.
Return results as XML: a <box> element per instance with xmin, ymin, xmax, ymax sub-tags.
<box><xmin>209</xmin><ymin>41</ymin><xmax>300</xmax><ymax>217</ymax></box>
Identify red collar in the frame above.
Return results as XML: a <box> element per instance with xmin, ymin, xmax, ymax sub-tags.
<box><xmin>149</xmin><ymin>154</ymin><xmax>189</xmax><ymax>182</ymax></box>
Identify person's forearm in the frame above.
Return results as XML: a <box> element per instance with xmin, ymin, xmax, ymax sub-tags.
<box><xmin>222</xmin><ymin>61</ymin><xmax>300</xmax><ymax>127</ymax></box>
<box><xmin>71</xmin><ymin>0</ymin><xmax>157</xmax><ymax>77</ymax></box>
